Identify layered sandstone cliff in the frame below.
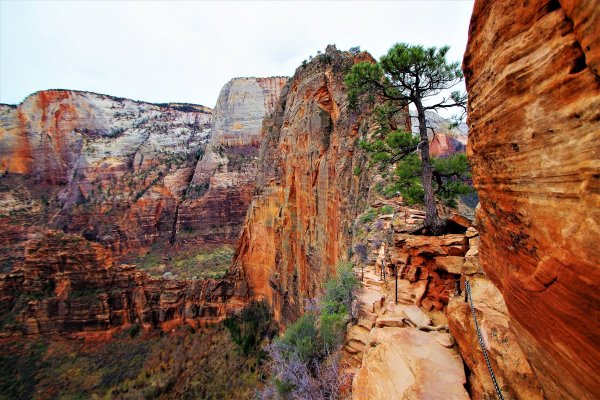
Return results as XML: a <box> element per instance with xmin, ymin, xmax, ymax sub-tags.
<box><xmin>0</xmin><ymin>80</ymin><xmax>286</xmax><ymax>335</ymax></box>
<box><xmin>0</xmin><ymin>230</ymin><xmax>234</xmax><ymax>335</ymax></box>
<box><xmin>464</xmin><ymin>1</ymin><xmax>600</xmax><ymax>398</ymax></box>
<box><xmin>232</xmin><ymin>46</ymin><xmax>388</xmax><ymax>321</ymax></box>
<box><xmin>177</xmin><ymin>77</ymin><xmax>287</xmax><ymax>243</ymax></box>
<box><xmin>0</xmin><ymin>90</ymin><xmax>213</xmax><ymax>262</ymax></box>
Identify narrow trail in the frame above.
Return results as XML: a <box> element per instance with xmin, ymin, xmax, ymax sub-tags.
<box><xmin>345</xmin><ymin>258</ymin><xmax>470</xmax><ymax>400</ymax></box>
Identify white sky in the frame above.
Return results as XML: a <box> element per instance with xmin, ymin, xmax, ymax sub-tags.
<box><xmin>0</xmin><ymin>0</ymin><xmax>474</xmax><ymax>108</ymax></box>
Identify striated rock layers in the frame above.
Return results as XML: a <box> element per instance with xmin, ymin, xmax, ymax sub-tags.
<box><xmin>0</xmin><ymin>231</ymin><xmax>234</xmax><ymax>335</ymax></box>
<box><xmin>232</xmin><ymin>46</ymin><xmax>393</xmax><ymax>321</ymax></box>
<box><xmin>0</xmin><ymin>90</ymin><xmax>213</xmax><ymax>262</ymax></box>
<box><xmin>446</xmin><ymin>230</ymin><xmax>544</xmax><ymax>399</ymax></box>
<box><xmin>464</xmin><ymin>1</ymin><xmax>600</xmax><ymax>399</ymax></box>
<box><xmin>177</xmin><ymin>77</ymin><xmax>287</xmax><ymax>243</ymax></box>
<box><xmin>0</xmin><ymin>80</ymin><xmax>286</xmax><ymax>336</ymax></box>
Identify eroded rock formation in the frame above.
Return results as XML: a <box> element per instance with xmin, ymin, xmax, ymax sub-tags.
<box><xmin>465</xmin><ymin>1</ymin><xmax>600</xmax><ymax>398</ymax></box>
<box><xmin>0</xmin><ymin>231</ymin><xmax>234</xmax><ymax>335</ymax></box>
<box><xmin>177</xmin><ymin>77</ymin><xmax>287</xmax><ymax>243</ymax></box>
<box><xmin>0</xmin><ymin>90</ymin><xmax>213</xmax><ymax>261</ymax></box>
<box><xmin>232</xmin><ymin>46</ymin><xmax>390</xmax><ymax>321</ymax></box>
<box><xmin>0</xmin><ymin>79</ymin><xmax>286</xmax><ymax>336</ymax></box>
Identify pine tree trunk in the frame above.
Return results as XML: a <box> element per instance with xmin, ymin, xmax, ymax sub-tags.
<box><xmin>414</xmin><ymin>99</ymin><xmax>443</xmax><ymax>234</ymax></box>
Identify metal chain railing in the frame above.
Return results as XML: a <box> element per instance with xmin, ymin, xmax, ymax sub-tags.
<box><xmin>465</xmin><ymin>279</ymin><xmax>505</xmax><ymax>400</ymax></box>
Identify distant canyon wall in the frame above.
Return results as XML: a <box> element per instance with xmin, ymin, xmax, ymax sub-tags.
<box><xmin>177</xmin><ymin>77</ymin><xmax>287</xmax><ymax>243</ymax></box>
<box><xmin>0</xmin><ymin>90</ymin><xmax>213</xmax><ymax>261</ymax></box>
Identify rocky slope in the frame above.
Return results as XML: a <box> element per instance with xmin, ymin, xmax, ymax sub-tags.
<box><xmin>177</xmin><ymin>77</ymin><xmax>287</xmax><ymax>243</ymax></box>
<box><xmin>231</xmin><ymin>46</ymin><xmax>396</xmax><ymax>321</ymax></box>
<box><xmin>464</xmin><ymin>1</ymin><xmax>600</xmax><ymax>398</ymax></box>
<box><xmin>345</xmin><ymin>201</ymin><xmax>542</xmax><ymax>399</ymax></box>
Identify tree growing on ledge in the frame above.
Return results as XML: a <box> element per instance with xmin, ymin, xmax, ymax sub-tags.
<box><xmin>345</xmin><ymin>43</ymin><xmax>467</xmax><ymax>234</ymax></box>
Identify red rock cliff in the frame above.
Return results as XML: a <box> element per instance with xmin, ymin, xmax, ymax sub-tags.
<box><xmin>0</xmin><ymin>231</ymin><xmax>234</xmax><ymax>335</ymax></box>
<box><xmin>0</xmin><ymin>91</ymin><xmax>213</xmax><ymax>261</ymax></box>
<box><xmin>464</xmin><ymin>1</ymin><xmax>600</xmax><ymax>398</ymax></box>
<box><xmin>232</xmin><ymin>46</ymin><xmax>391</xmax><ymax>321</ymax></box>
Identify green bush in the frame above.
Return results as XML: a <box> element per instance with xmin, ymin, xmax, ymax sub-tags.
<box><xmin>379</xmin><ymin>205</ymin><xmax>394</xmax><ymax>214</ymax></box>
<box><xmin>279</xmin><ymin>313</ymin><xmax>319</xmax><ymax>363</ymax></box>
<box><xmin>320</xmin><ymin>311</ymin><xmax>347</xmax><ymax>350</ymax></box>
<box><xmin>322</xmin><ymin>261</ymin><xmax>360</xmax><ymax>316</ymax></box>
<box><xmin>359</xmin><ymin>208</ymin><xmax>378</xmax><ymax>224</ymax></box>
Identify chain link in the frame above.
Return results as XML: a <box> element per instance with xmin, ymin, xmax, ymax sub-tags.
<box><xmin>465</xmin><ymin>279</ymin><xmax>505</xmax><ymax>400</ymax></box>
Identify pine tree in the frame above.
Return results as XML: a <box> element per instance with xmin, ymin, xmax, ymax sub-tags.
<box><xmin>346</xmin><ymin>43</ymin><xmax>468</xmax><ymax>234</ymax></box>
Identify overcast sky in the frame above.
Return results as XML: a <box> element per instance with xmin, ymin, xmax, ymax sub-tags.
<box><xmin>1</xmin><ymin>1</ymin><xmax>474</xmax><ymax>108</ymax></box>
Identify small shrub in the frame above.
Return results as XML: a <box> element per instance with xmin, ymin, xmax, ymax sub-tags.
<box><xmin>278</xmin><ymin>313</ymin><xmax>319</xmax><ymax>363</ymax></box>
<box><xmin>353</xmin><ymin>243</ymin><xmax>368</xmax><ymax>264</ymax></box>
<box><xmin>360</xmin><ymin>208</ymin><xmax>377</xmax><ymax>224</ymax></box>
<box><xmin>379</xmin><ymin>205</ymin><xmax>394</xmax><ymax>214</ymax></box>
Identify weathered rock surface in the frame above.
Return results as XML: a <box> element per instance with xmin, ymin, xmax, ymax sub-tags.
<box><xmin>464</xmin><ymin>1</ymin><xmax>600</xmax><ymax>398</ymax></box>
<box><xmin>177</xmin><ymin>77</ymin><xmax>287</xmax><ymax>243</ymax></box>
<box><xmin>0</xmin><ymin>90</ymin><xmax>213</xmax><ymax>261</ymax></box>
<box><xmin>0</xmin><ymin>231</ymin><xmax>235</xmax><ymax>335</ymax></box>
<box><xmin>232</xmin><ymin>46</ymin><xmax>388</xmax><ymax>321</ymax></box>
<box><xmin>0</xmin><ymin>81</ymin><xmax>286</xmax><ymax>336</ymax></box>
<box><xmin>346</xmin><ymin>255</ymin><xmax>468</xmax><ymax>400</ymax></box>
<box><xmin>447</xmin><ymin>231</ymin><xmax>544</xmax><ymax>399</ymax></box>
<box><xmin>352</xmin><ymin>328</ymin><xmax>469</xmax><ymax>400</ymax></box>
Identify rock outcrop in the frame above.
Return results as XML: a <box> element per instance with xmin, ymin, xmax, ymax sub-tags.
<box><xmin>464</xmin><ymin>1</ymin><xmax>600</xmax><ymax>398</ymax></box>
<box><xmin>177</xmin><ymin>77</ymin><xmax>287</xmax><ymax>243</ymax></box>
<box><xmin>0</xmin><ymin>80</ymin><xmax>287</xmax><ymax>336</ymax></box>
<box><xmin>446</xmin><ymin>231</ymin><xmax>544</xmax><ymax>399</ymax></box>
<box><xmin>232</xmin><ymin>46</ymin><xmax>390</xmax><ymax>321</ymax></box>
<box><xmin>0</xmin><ymin>231</ymin><xmax>235</xmax><ymax>335</ymax></box>
<box><xmin>345</xmin><ymin>232</ymin><xmax>469</xmax><ymax>400</ymax></box>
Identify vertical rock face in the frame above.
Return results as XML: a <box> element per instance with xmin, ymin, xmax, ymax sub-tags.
<box><xmin>464</xmin><ymin>1</ymin><xmax>600</xmax><ymax>399</ymax></box>
<box><xmin>0</xmin><ymin>90</ymin><xmax>213</xmax><ymax>260</ymax></box>
<box><xmin>447</xmin><ymin>232</ymin><xmax>544</xmax><ymax>400</ymax></box>
<box><xmin>177</xmin><ymin>77</ymin><xmax>287</xmax><ymax>243</ymax></box>
<box><xmin>232</xmin><ymin>47</ymin><xmax>387</xmax><ymax>321</ymax></box>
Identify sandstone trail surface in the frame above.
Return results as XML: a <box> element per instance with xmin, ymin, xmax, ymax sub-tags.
<box><xmin>344</xmin><ymin>202</ymin><xmax>544</xmax><ymax>399</ymax></box>
<box><xmin>465</xmin><ymin>0</ymin><xmax>600</xmax><ymax>398</ymax></box>
<box><xmin>231</xmin><ymin>45</ymin><xmax>385</xmax><ymax>322</ymax></box>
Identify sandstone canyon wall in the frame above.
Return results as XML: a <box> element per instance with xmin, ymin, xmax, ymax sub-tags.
<box><xmin>177</xmin><ymin>77</ymin><xmax>287</xmax><ymax>243</ymax></box>
<box><xmin>0</xmin><ymin>90</ymin><xmax>213</xmax><ymax>263</ymax></box>
<box><xmin>0</xmin><ymin>78</ymin><xmax>288</xmax><ymax>335</ymax></box>
<box><xmin>232</xmin><ymin>46</ymin><xmax>390</xmax><ymax>321</ymax></box>
<box><xmin>464</xmin><ymin>1</ymin><xmax>600</xmax><ymax>398</ymax></box>
<box><xmin>0</xmin><ymin>230</ymin><xmax>234</xmax><ymax>335</ymax></box>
